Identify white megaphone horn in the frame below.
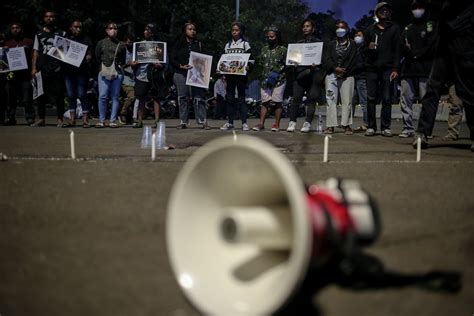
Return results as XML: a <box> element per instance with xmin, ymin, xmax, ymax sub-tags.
<box><xmin>166</xmin><ymin>135</ymin><xmax>380</xmax><ymax>315</ymax></box>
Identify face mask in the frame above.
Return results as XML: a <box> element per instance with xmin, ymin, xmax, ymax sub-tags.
<box><xmin>412</xmin><ymin>9</ymin><xmax>425</xmax><ymax>18</ymax></box>
<box><xmin>336</xmin><ymin>28</ymin><xmax>347</xmax><ymax>38</ymax></box>
<box><xmin>354</xmin><ymin>36</ymin><xmax>364</xmax><ymax>45</ymax></box>
<box><xmin>267</xmin><ymin>37</ymin><xmax>277</xmax><ymax>45</ymax></box>
<box><xmin>106</xmin><ymin>29</ymin><xmax>117</xmax><ymax>37</ymax></box>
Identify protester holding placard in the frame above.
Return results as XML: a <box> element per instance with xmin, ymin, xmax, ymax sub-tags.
<box><xmin>31</xmin><ymin>10</ymin><xmax>67</xmax><ymax>127</ymax></box>
<box><xmin>95</xmin><ymin>21</ymin><xmax>126</xmax><ymax>128</ymax></box>
<box><xmin>220</xmin><ymin>22</ymin><xmax>253</xmax><ymax>131</ymax></box>
<box><xmin>4</xmin><ymin>22</ymin><xmax>34</xmax><ymax>126</ymax></box>
<box><xmin>62</xmin><ymin>20</ymin><xmax>93</xmax><ymax>128</ymax></box>
<box><xmin>171</xmin><ymin>22</ymin><xmax>209</xmax><ymax>129</ymax></box>
<box><xmin>131</xmin><ymin>23</ymin><xmax>164</xmax><ymax>128</ymax></box>
<box><xmin>286</xmin><ymin>18</ymin><xmax>325</xmax><ymax>133</ymax></box>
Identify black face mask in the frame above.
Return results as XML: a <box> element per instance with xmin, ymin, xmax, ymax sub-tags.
<box><xmin>267</xmin><ymin>38</ymin><xmax>277</xmax><ymax>46</ymax></box>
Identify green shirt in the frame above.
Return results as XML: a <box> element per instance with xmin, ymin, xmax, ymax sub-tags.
<box><xmin>257</xmin><ymin>45</ymin><xmax>287</xmax><ymax>89</ymax></box>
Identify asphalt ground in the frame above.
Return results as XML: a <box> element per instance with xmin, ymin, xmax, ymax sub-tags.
<box><xmin>0</xmin><ymin>115</ymin><xmax>473</xmax><ymax>316</ymax></box>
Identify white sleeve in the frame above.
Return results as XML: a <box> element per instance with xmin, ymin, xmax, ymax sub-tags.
<box><xmin>33</xmin><ymin>34</ymin><xmax>39</xmax><ymax>51</ymax></box>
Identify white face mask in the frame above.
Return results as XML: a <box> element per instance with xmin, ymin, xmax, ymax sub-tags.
<box><xmin>336</xmin><ymin>28</ymin><xmax>347</xmax><ymax>38</ymax></box>
<box><xmin>412</xmin><ymin>8</ymin><xmax>425</xmax><ymax>18</ymax></box>
<box><xmin>354</xmin><ymin>36</ymin><xmax>364</xmax><ymax>45</ymax></box>
<box><xmin>106</xmin><ymin>29</ymin><xmax>117</xmax><ymax>37</ymax></box>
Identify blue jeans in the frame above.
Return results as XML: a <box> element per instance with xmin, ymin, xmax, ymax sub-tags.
<box><xmin>65</xmin><ymin>72</ymin><xmax>89</xmax><ymax>113</ymax></box>
<box><xmin>98</xmin><ymin>74</ymin><xmax>123</xmax><ymax>122</ymax></box>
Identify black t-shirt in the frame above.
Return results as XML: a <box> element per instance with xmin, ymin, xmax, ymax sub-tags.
<box><xmin>33</xmin><ymin>28</ymin><xmax>66</xmax><ymax>74</ymax></box>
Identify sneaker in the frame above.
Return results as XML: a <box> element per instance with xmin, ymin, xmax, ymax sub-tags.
<box><xmin>412</xmin><ymin>134</ymin><xmax>429</xmax><ymax>149</ymax></box>
<box><xmin>132</xmin><ymin>121</ymin><xmax>143</xmax><ymax>128</ymax></box>
<box><xmin>286</xmin><ymin>121</ymin><xmax>296</xmax><ymax>132</ymax></box>
<box><xmin>109</xmin><ymin>121</ymin><xmax>119</xmax><ymax>128</ymax></box>
<box><xmin>365</xmin><ymin>128</ymin><xmax>376</xmax><ymax>136</ymax></box>
<box><xmin>300</xmin><ymin>122</ymin><xmax>311</xmax><ymax>133</ymax></box>
<box><xmin>95</xmin><ymin>121</ymin><xmax>105</xmax><ymax>128</ymax></box>
<box><xmin>399</xmin><ymin>130</ymin><xmax>415</xmax><ymax>138</ymax></box>
<box><xmin>30</xmin><ymin>119</ymin><xmax>45</xmax><ymax>127</ymax></box>
<box><xmin>5</xmin><ymin>118</ymin><xmax>16</xmax><ymax>126</ymax></box>
<box><xmin>252</xmin><ymin>123</ymin><xmax>264</xmax><ymax>131</ymax></box>
<box><xmin>118</xmin><ymin>116</ymin><xmax>128</xmax><ymax>125</ymax></box>
<box><xmin>271</xmin><ymin>123</ymin><xmax>280</xmax><ymax>132</ymax></box>
<box><xmin>427</xmin><ymin>135</ymin><xmax>433</xmax><ymax>139</ymax></box>
<box><xmin>220</xmin><ymin>122</ymin><xmax>234</xmax><ymax>131</ymax></box>
<box><xmin>242</xmin><ymin>123</ymin><xmax>250</xmax><ymax>131</ymax></box>
<box><xmin>176</xmin><ymin>123</ymin><xmax>187</xmax><ymax>129</ymax></box>
<box><xmin>382</xmin><ymin>129</ymin><xmax>393</xmax><ymax>137</ymax></box>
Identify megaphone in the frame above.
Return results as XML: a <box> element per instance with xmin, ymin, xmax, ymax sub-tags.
<box><xmin>166</xmin><ymin>135</ymin><xmax>380</xmax><ymax>315</ymax></box>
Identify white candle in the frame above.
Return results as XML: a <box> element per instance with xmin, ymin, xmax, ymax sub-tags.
<box><xmin>323</xmin><ymin>135</ymin><xmax>329</xmax><ymax>163</ymax></box>
<box><xmin>152</xmin><ymin>132</ymin><xmax>156</xmax><ymax>161</ymax></box>
<box><xmin>416</xmin><ymin>137</ymin><xmax>421</xmax><ymax>162</ymax></box>
<box><xmin>70</xmin><ymin>130</ymin><xmax>76</xmax><ymax>159</ymax></box>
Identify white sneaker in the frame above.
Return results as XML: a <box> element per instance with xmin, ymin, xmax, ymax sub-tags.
<box><xmin>242</xmin><ymin>123</ymin><xmax>250</xmax><ymax>131</ymax></box>
<box><xmin>220</xmin><ymin>122</ymin><xmax>234</xmax><ymax>130</ymax></box>
<box><xmin>286</xmin><ymin>121</ymin><xmax>296</xmax><ymax>132</ymax></box>
<box><xmin>300</xmin><ymin>122</ymin><xmax>311</xmax><ymax>133</ymax></box>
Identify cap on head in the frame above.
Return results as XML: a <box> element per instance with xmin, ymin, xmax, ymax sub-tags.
<box><xmin>374</xmin><ymin>2</ymin><xmax>392</xmax><ymax>15</ymax></box>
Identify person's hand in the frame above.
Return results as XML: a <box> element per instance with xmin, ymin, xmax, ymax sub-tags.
<box><xmin>154</xmin><ymin>63</ymin><xmax>164</xmax><ymax>69</ymax></box>
<box><xmin>129</xmin><ymin>60</ymin><xmax>138</xmax><ymax>66</ymax></box>
<box><xmin>31</xmin><ymin>67</ymin><xmax>37</xmax><ymax>79</ymax></box>
<box><xmin>180</xmin><ymin>64</ymin><xmax>192</xmax><ymax>70</ymax></box>
<box><xmin>335</xmin><ymin>67</ymin><xmax>346</xmax><ymax>77</ymax></box>
<box><xmin>310</xmin><ymin>63</ymin><xmax>319</xmax><ymax>69</ymax></box>
<box><xmin>390</xmin><ymin>71</ymin><xmax>398</xmax><ymax>82</ymax></box>
<box><xmin>369</xmin><ymin>42</ymin><xmax>377</xmax><ymax>49</ymax></box>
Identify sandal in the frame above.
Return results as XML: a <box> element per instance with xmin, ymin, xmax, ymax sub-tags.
<box><xmin>344</xmin><ymin>126</ymin><xmax>354</xmax><ymax>135</ymax></box>
<box><xmin>95</xmin><ymin>121</ymin><xmax>105</xmax><ymax>128</ymax></box>
<box><xmin>324</xmin><ymin>127</ymin><xmax>334</xmax><ymax>134</ymax></box>
<box><xmin>82</xmin><ymin>122</ymin><xmax>91</xmax><ymax>128</ymax></box>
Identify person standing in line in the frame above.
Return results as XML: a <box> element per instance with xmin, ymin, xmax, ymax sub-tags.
<box><xmin>442</xmin><ymin>85</ymin><xmax>464</xmax><ymax>141</ymax></box>
<box><xmin>220</xmin><ymin>22</ymin><xmax>253</xmax><ymax>131</ymax></box>
<box><xmin>62</xmin><ymin>20</ymin><xmax>93</xmax><ymax>128</ymax></box>
<box><xmin>286</xmin><ymin>18</ymin><xmax>325</xmax><ymax>133</ymax></box>
<box><xmin>95</xmin><ymin>21</ymin><xmax>126</xmax><ymax>128</ymax></box>
<box><xmin>363</xmin><ymin>2</ymin><xmax>401</xmax><ymax>137</ymax></box>
<box><xmin>353</xmin><ymin>30</ymin><xmax>368</xmax><ymax>132</ymax></box>
<box><xmin>323</xmin><ymin>20</ymin><xmax>358</xmax><ymax>135</ymax></box>
<box><xmin>171</xmin><ymin>22</ymin><xmax>209</xmax><ymax>129</ymax></box>
<box><xmin>119</xmin><ymin>33</ymin><xmax>136</xmax><ymax>125</ymax></box>
<box><xmin>131</xmin><ymin>23</ymin><xmax>165</xmax><ymax>128</ymax></box>
<box><xmin>413</xmin><ymin>0</ymin><xmax>474</xmax><ymax>150</ymax></box>
<box><xmin>30</xmin><ymin>10</ymin><xmax>67</xmax><ymax>127</ymax></box>
<box><xmin>4</xmin><ymin>22</ymin><xmax>35</xmax><ymax>126</ymax></box>
<box><xmin>252</xmin><ymin>26</ymin><xmax>287</xmax><ymax>132</ymax></box>
<box><xmin>398</xmin><ymin>0</ymin><xmax>437</xmax><ymax>138</ymax></box>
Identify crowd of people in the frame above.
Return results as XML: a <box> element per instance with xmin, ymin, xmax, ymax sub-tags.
<box><xmin>0</xmin><ymin>0</ymin><xmax>473</xmax><ymax>150</ymax></box>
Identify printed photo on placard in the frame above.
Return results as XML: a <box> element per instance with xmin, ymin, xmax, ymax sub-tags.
<box><xmin>286</xmin><ymin>42</ymin><xmax>323</xmax><ymax>66</ymax></box>
<box><xmin>216</xmin><ymin>53</ymin><xmax>251</xmax><ymax>76</ymax></box>
<box><xmin>133</xmin><ymin>41</ymin><xmax>167</xmax><ymax>63</ymax></box>
<box><xmin>186</xmin><ymin>52</ymin><xmax>213</xmax><ymax>89</ymax></box>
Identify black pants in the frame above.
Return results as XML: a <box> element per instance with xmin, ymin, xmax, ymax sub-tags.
<box><xmin>417</xmin><ymin>35</ymin><xmax>474</xmax><ymax>140</ymax></box>
<box><xmin>213</xmin><ymin>94</ymin><xmax>227</xmax><ymax>120</ymax></box>
<box><xmin>366</xmin><ymin>68</ymin><xmax>393</xmax><ymax>131</ymax></box>
<box><xmin>226</xmin><ymin>74</ymin><xmax>247</xmax><ymax>125</ymax></box>
<box><xmin>289</xmin><ymin>71</ymin><xmax>322</xmax><ymax>123</ymax></box>
<box><xmin>36</xmin><ymin>73</ymin><xmax>66</xmax><ymax>120</ymax></box>
<box><xmin>7</xmin><ymin>76</ymin><xmax>34</xmax><ymax>122</ymax></box>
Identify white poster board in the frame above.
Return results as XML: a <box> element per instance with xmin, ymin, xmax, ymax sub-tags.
<box><xmin>286</xmin><ymin>42</ymin><xmax>324</xmax><ymax>66</ymax></box>
<box><xmin>216</xmin><ymin>53</ymin><xmax>251</xmax><ymax>76</ymax></box>
<box><xmin>47</xmin><ymin>35</ymin><xmax>88</xmax><ymax>67</ymax></box>
<box><xmin>186</xmin><ymin>52</ymin><xmax>213</xmax><ymax>89</ymax></box>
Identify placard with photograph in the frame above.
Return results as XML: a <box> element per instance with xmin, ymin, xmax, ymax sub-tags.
<box><xmin>186</xmin><ymin>52</ymin><xmax>213</xmax><ymax>89</ymax></box>
<box><xmin>0</xmin><ymin>47</ymin><xmax>28</xmax><ymax>73</ymax></box>
<box><xmin>32</xmin><ymin>71</ymin><xmax>44</xmax><ymax>100</ymax></box>
<box><xmin>47</xmin><ymin>35</ymin><xmax>88</xmax><ymax>67</ymax></box>
<box><xmin>133</xmin><ymin>41</ymin><xmax>167</xmax><ymax>63</ymax></box>
<box><xmin>216</xmin><ymin>53</ymin><xmax>251</xmax><ymax>76</ymax></box>
<box><xmin>286</xmin><ymin>42</ymin><xmax>324</xmax><ymax>66</ymax></box>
